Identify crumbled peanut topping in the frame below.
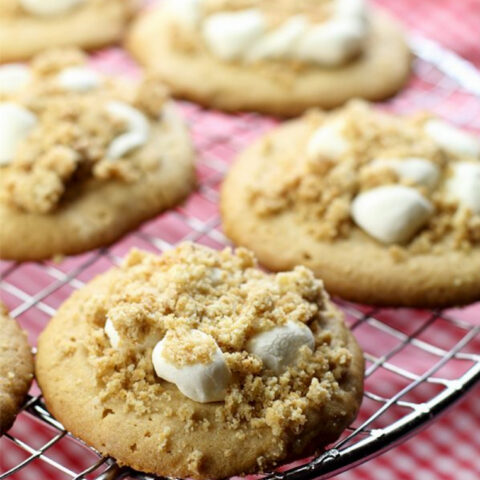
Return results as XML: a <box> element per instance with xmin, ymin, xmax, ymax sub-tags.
<box><xmin>248</xmin><ymin>100</ymin><xmax>480</xmax><ymax>254</ymax></box>
<box><xmin>1</xmin><ymin>49</ymin><xmax>170</xmax><ymax>214</ymax></box>
<box><xmin>80</xmin><ymin>243</ymin><xmax>352</xmax><ymax>449</ymax></box>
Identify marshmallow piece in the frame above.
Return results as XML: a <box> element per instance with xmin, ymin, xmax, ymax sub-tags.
<box><xmin>0</xmin><ymin>64</ymin><xmax>31</xmax><ymax>94</ymax></box>
<box><xmin>296</xmin><ymin>17</ymin><xmax>366</xmax><ymax>66</ymax></box>
<box><xmin>246</xmin><ymin>321</ymin><xmax>315</xmax><ymax>375</ymax></box>
<box><xmin>56</xmin><ymin>67</ymin><xmax>102</xmax><ymax>92</ymax></box>
<box><xmin>167</xmin><ymin>0</ymin><xmax>203</xmax><ymax>28</ymax></box>
<box><xmin>202</xmin><ymin>9</ymin><xmax>267</xmax><ymax>61</ymax></box>
<box><xmin>335</xmin><ymin>0</ymin><xmax>368</xmax><ymax>20</ymax></box>
<box><xmin>105</xmin><ymin>318</ymin><xmax>121</xmax><ymax>349</ymax></box>
<box><xmin>152</xmin><ymin>330</ymin><xmax>231</xmax><ymax>403</ymax></box>
<box><xmin>352</xmin><ymin>185</ymin><xmax>434</xmax><ymax>244</ymax></box>
<box><xmin>425</xmin><ymin>120</ymin><xmax>480</xmax><ymax>158</ymax></box>
<box><xmin>447</xmin><ymin>162</ymin><xmax>480</xmax><ymax>214</ymax></box>
<box><xmin>246</xmin><ymin>15</ymin><xmax>309</xmax><ymax>62</ymax></box>
<box><xmin>19</xmin><ymin>0</ymin><xmax>85</xmax><ymax>16</ymax></box>
<box><xmin>0</xmin><ymin>102</ymin><xmax>37</xmax><ymax>166</ymax></box>
<box><xmin>372</xmin><ymin>157</ymin><xmax>440</xmax><ymax>190</ymax></box>
<box><xmin>307</xmin><ymin>120</ymin><xmax>349</xmax><ymax>160</ymax></box>
<box><xmin>106</xmin><ymin>101</ymin><xmax>150</xmax><ymax>159</ymax></box>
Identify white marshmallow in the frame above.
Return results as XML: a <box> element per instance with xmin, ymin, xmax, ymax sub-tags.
<box><xmin>352</xmin><ymin>185</ymin><xmax>434</xmax><ymax>244</ymax></box>
<box><xmin>335</xmin><ymin>0</ymin><xmax>368</xmax><ymax>20</ymax></box>
<box><xmin>106</xmin><ymin>101</ymin><xmax>150</xmax><ymax>159</ymax></box>
<box><xmin>307</xmin><ymin>120</ymin><xmax>349</xmax><ymax>160</ymax></box>
<box><xmin>19</xmin><ymin>0</ymin><xmax>85</xmax><ymax>16</ymax></box>
<box><xmin>0</xmin><ymin>64</ymin><xmax>31</xmax><ymax>94</ymax></box>
<box><xmin>447</xmin><ymin>162</ymin><xmax>480</xmax><ymax>214</ymax></box>
<box><xmin>152</xmin><ymin>330</ymin><xmax>231</xmax><ymax>403</ymax></box>
<box><xmin>202</xmin><ymin>9</ymin><xmax>267</xmax><ymax>61</ymax></box>
<box><xmin>0</xmin><ymin>102</ymin><xmax>37</xmax><ymax>166</ymax></box>
<box><xmin>372</xmin><ymin>157</ymin><xmax>440</xmax><ymax>190</ymax></box>
<box><xmin>425</xmin><ymin>120</ymin><xmax>480</xmax><ymax>158</ymax></box>
<box><xmin>246</xmin><ymin>321</ymin><xmax>315</xmax><ymax>375</ymax></box>
<box><xmin>296</xmin><ymin>17</ymin><xmax>366</xmax><ymax>66</ymax></box>
<box><xmin>246</xmin><ymin>15</ymin><xmax>309</xmax><ymax>62</ymax></box>
<box><xmin>56</xmin><ymin>67</ymin><xmax>102</xmax><ymax>92</ymax></box>
<box><xmin>167</xmin><ymin>0</ymin><xmax>203</xmax><ymax>28</ymax></box>
<box><xmin>105</xmin><ymin>318</ymin><xmax>121</xmax><ymax>349</ymax></box>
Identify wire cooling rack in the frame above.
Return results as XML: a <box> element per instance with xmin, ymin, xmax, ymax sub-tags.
<box><xmin>1</xmin><ymin>35</ymin><xmax>480</xmax><ymax>480</ymax></box>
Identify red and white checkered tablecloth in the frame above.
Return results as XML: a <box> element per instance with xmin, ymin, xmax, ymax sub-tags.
<box><xmin>338</xmin><ymin>1</ymin><xmax>480</xmax><ymax>479</ymax></box>
<box><xmin>1</xmin><ymin>1</ymin><xmax>479</xmax><ymax>479</ymax></box>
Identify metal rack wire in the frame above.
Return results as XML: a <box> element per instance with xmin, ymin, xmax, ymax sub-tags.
<box><xmin>1</xmin><ymin>35</ymin><xmax>480</xmax><ymax>480</ymax></box>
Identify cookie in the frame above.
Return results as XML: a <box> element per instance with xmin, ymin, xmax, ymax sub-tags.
<box><xmin>36</xmin><ymin>243</ymin><xmax>364</xmax><ymax>479</ymax></box>
<box><xmin>0</xmin><ymin>303</ymin><xmax>34</xmax><ymax>435</ymax></box>
<box><xmin>221</xmin><ymin>101</ymin><xmax>480</xmax><ymax>307</ymax></box>
<box><xmin>0</xmin><ymin>49</ymin><xmax>195</xmax><ymax>261</ymax></box>
<box><xmin>126</xmin><ymin>0</ymin><xmax>410</xmax><ymax>116</ymax></box>
<box><xmin>0</xmin><ymin>0</ymin><xmax>137</xmax><ymax>62</ymax></box>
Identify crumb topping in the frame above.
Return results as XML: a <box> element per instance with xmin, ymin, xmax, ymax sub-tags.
<box><xmin>203</xmin><ymin>0</ymin><xmax>333</xmax><ymax>25</ymax></box>
<box><xmin>161</xmin><ymin>329</ymin><xmax>217</xmax><ymax>367</ymax></box>
<box><xmin>248</xmin><ymin>100</ymin><xmax>480</xmax><ymax>254</ymax></box>
<box><xmin>169</xmin><ymin>0</ymin><xmax>356</xmax><ymax>68</ymax></box>
<box><xmin>0</xmin><ymin>49</ymin><xmax>170</xmax><ymax>214</ymax></box>
<box><xmin>79</xmin><ymin>243</ymin><xmax>352</xmax><ymax>450</ymax></box>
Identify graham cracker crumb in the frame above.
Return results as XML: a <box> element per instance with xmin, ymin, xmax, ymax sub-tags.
<box><xmin>187</xmin><ymin>450</ymin><xmax>205</xmax><ymax>473</ymax></box>
<box><xmin>158</xmin><ymin>427</ymin><xmax>172</xmax><ymax>452</ymax></box>
<box><xmin>161</xmin><ymin>329</ymin><xmax>217</xmax><ymax>367</ymax></box>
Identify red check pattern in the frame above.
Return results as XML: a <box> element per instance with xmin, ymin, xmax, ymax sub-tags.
<box><xmin>1</xmin><ymin>1</ymin><xmax>479</xmax><ymax>479</ymax></box>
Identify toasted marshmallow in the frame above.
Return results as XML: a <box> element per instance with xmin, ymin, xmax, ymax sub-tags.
<box><xmin>152</xmin><ymin>330</ymin><xmax>231</xmax><ymax>403</ymax></box>
<box><xmin>0</xmin><ymin>103</ymin><xmax>37</xmax><ymax>166</ymax></box>
<box><xmin>104</xmin><ymin>318</ymin><xmax>121</xmax><ymax>349</ymax></box>
<box><xmin>167</xmin><ymin>0</ymin><xmax>203</xmax><ymax>28</ymax></box>
<box><xmin>447</xmin><ymin>162</ymin><xmax>480</xmax><ymax>214</ymax></box>
<box><xmin>246</xmin><ymin>321</ymin><xmax>315</xmax><ymax>375</ymax></box>
<box><xmin>425</xmin><ymin>120</ymin><xmax>480</xmax><ymax>158</ymax></box>
<box><xmin>57</xmin><ymin>67</ymin><xmax>102</xmax><ymax>92</ymax></box>
<box><xmin>352</xmin><ymin>185</ymin><xmax>434</xmax><ymax>244</ymax></box>
<box><xmin>19</xmin><ymin>0</ymin><xmax>85</xmax><ymax>16</ymax></box>
<box><xmin>106</xmin><ymin>101</ymin><xmax>150</xmax><ymax>159</ymax></box>
<box><xmin>307</xmin><ymin>120</ymin><xmax>349</xmax><ymax>160</ymax></box>
<box><xmin>246</xmin><ymin>15</ymin><xmax>309</xmax><ymax>62</ymax></box>
<box><xmin>372</xmin><ymin>157</ymin><xmax>440</xmax><ymax>190</ymax></box>
<box><xmin>202</xmin><ymin>9</ymin><xmax>267</xmax><ymax>61</ymax></box>
<box><xmin>296</xmin><ymin>17</ymin><xmax>366</xmax><ymax>66</ymax></box>
<box><xmin>0</xmin><ymin>64</ymin><xmax>31</xmax><ymax>94</ymax></box>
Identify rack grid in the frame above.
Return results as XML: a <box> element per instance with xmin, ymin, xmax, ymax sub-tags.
<box><xmin>1</xmin><ymin>35</ymin><xmax>480</xmax><ymax>480</ymax></box>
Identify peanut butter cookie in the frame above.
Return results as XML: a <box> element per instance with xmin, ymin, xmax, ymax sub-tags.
<box><xmin>36</xmin><ymin>243</ymin><xmax>364</xmax><ymax>479</ymax></box>
<box><xmin>0</xmin><ymin>0</ymin><xmax>137</xmax><ymax>62</ymax></box>
<box><xmin>127</xmin><ymin>0</ymin><xmax>410</xmax><ymax>116</ymax></box>
<box><xmin>0</xmin><ymin>49</ymin><xmax>195</xmax><ymax>261</ymax></box>
<box><xmin>221</xmin><ymin>101</ymin><xmax>480</xmax><ymax>307</ymax></box>
<box><xmin>0</xmin><ymin>303</ymin><xmax>34</xmax><ymax>435</ymax></box>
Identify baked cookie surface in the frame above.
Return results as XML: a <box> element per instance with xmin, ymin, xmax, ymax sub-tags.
<box><xmin>0</xmin><ymin>0</ymin><xmax>137</xmax><ymax>62</ymax></box>
<box><xmin>0</xmin><ymin>303</ymin><xmax>34</xmax><ymax>435</ymax></box>
<box><xmin>127</xmin><ymin>0</ymin><xmax>410</xmax><ymax>116</ymax></box>
<box><xmin>36</xmin><ymin>243</ymin><xmax>364</xmax><ymax>479</ymax></box>
<box><xmin>221</xmin><ymin>101</ymin><xmax>480</xmax><ymax>307</ymax></box>
<box><xmin>0</xmin><ymin>49</ymin><xmax>195</xmax><ymax>261</ymax></box>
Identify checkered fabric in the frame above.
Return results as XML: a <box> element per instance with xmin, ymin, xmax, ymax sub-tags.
<box><xmin>1</xmin><ymin>1</ymin><xmax>479</xmax><ymax>479</ymax></box>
